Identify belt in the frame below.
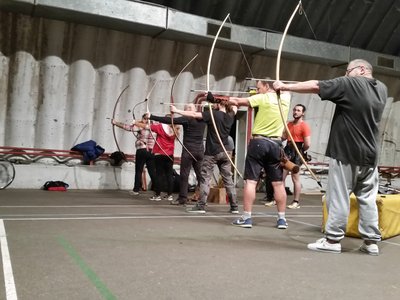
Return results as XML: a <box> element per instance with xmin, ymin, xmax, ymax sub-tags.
<box><xmin>252</xmin><ymin>135</ymin><xmax>281</xmax><ymax>141</ymax></box>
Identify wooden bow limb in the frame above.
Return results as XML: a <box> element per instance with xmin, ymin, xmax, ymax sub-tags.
<box><xmin>112</xmin><ymin>85</ymin><xmax>130</xmax><ymax>161</ymax></box>
<box><xmin>206</xmin><ymin>13</ymin><xmax>243</xmax><ymax>179</ymax></box>
<box><xmin>170</xmin><ymin>54</ymin><xmax>199</xmax><ymax>162</ymax></box>
<box><xmin>275</xmin><ymin>0</ymin><xmax>322</xmax><ymax>188</ymax></box>
<box><xmin>131</xmin><ymin>81</ymin><xmax>158</xmax><ymax>141</ymax></box>
<box><xmin>145</xmin><ymin>82</ymin><xmax>174</xmax><ymax>162</ymax></box>
<box><xmin>131</xmin><ymin>100</ymin><xmax>147</xmax><ymax>140</ymax></box>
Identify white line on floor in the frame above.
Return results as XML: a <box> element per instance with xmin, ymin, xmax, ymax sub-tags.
<box><xmin>286</xmin><ymin>218</ymin><xmax>321</xmax><ymax>228</ymax></box>
<box><xmin>0</xmin><ymin>213</ymin><xmax>323</xmax><ymax>221</ymax></box>
<box><xmin>0</xmin><ymin>205</ymin><xmax>324</xmax><ymax>208</ymax></box>
<box><xmin>0</xmin><ymin>219</ymin><xmax>18</xmax><ymax>300</ymax></box>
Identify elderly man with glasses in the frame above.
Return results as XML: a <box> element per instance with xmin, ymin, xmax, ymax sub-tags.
<box><xmin>273</xmin><ymin>59</ymin><xmax>388</xmax><ymax>255</ymax></box>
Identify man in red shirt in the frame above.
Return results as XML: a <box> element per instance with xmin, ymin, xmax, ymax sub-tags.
<box><xmin>282</xmin><ymin>104</ymin><xmax>311</xmax><ymax>209</ymax></box>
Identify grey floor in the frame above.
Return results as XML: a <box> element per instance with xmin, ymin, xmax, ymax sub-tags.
<box><xmin>0</xmin><ymin>189</ymin><xmax>399</xmax><ymax>300</ymax></box>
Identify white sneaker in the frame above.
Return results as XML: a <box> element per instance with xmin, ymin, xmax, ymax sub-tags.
<box><xmin>149</xmin><ymin>195</ymin><xmax>162</xmax><ymax>201</ymax></box>
<box><xmin>287</xmin><ymin>201</ymin><xmax>300</xmax><ymax>209</ymax></box>
<box><xmin>307</xmin><ymin>238</ymin><xmax>341</xmax><ymax>254</ymax></box>
<box><xmin>359</xmin><ymin>242</ymin><xmax>379</xmax><ymax>256</ymax></box>
<box><xmin>163</xmin><ymin>195</ymin><xmax>173</xmax><ymax>201</ymax></box>
<box><xmin>129</xmin><ymin>191</ymin><xmax>139</xmax><ymax>196</ymax></box>
<box><xmin>264</xmin><ymin>200</ymin><xmax>276</xmax><ymax>207</ymax></box>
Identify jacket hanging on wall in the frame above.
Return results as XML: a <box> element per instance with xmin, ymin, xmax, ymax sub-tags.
<box><xmin>71</xmin><ymin>140</ymin><xmax>105</xmax><ymax>164</ymax></box>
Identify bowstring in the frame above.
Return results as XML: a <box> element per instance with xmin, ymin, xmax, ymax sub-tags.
<box><xmin>299</xmin><ymin>2</ymin><xmax>318</xmax><ymax>41</ymax></box>
<box><xmin>299</xmin><ymin>1</ymin><xmax>335</xmax><ymax>68</ymax></box>
<box><xmin>227</xmin><ymin>15</ymin><xmax>255</xmax><ymax>79</ymax></box>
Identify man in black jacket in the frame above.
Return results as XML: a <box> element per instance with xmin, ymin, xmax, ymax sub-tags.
<box><xmin>149</xmin><ymin>103</ymin><xmax>206</xmax><ymax>205</ymax></box>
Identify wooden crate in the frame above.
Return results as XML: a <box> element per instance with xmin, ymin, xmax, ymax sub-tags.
<box><xmin>207</xmin><ymin>187</ymin><xmax>227</xmax><ymax>204</ymax></box>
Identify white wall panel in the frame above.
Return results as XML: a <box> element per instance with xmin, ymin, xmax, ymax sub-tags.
<box><xmin>8</xmin><ymin>51</ymin><xmax>38</xmax><ymax>146</ymax></box>
<box><xmin>1</xmin><ymin>11</ymin><xmax>399</xmax><ymax>168</ymax></box>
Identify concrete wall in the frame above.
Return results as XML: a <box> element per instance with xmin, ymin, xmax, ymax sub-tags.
<box><xmin>11</xmin><ymin>162</ymin><xmax>136</xmax><ymax>190</ymax></box>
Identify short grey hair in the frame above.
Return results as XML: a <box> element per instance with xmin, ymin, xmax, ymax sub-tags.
<box><xmin>349</xmin><ymin>59</ymin><xmax>373</xmax><ymax>72</ymax></box>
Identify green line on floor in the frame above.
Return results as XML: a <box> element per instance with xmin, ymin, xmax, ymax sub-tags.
<box><xmin>57</xmin><ymin>236</ymin><xmax>117</xmax><ymax>300</ymax></box>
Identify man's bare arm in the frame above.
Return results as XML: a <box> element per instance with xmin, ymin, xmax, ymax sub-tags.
<box><xmin>273</xmin><ymin>80</ymin><xmax>320</xmax><ymax>94</ymax></box>
<box><xmin>170</xmin><ymin>105</ymin><xmax>203</xmax><ymax>119</ymax></box>
<box><xmin>303</xmin><ymin>136</ymin><xmax>311</xmax><ymax>151</ymax></box>
<box><xmin>228</xmin><ymin>97</ymin><xmax>250</xmax><ymax>107</ymax></box>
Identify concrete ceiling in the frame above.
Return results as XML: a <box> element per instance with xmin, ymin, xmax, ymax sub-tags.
<box><xmin>143</xmin><ymin>0</ymin><xmax>400</xmax><ymax>57</ymax></box>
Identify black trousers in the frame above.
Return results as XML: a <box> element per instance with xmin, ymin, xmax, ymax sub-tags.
<box><xmin>154</xmin><ymin>155</ymin><xmax>174</xmax><ymax>196</ymax></box>
<box><xmin>177</xmin><ymin>150</ymin><xmax>204</xmax><ymax>202</ymax></box>
<box><xmin>133</xmin><ymin>148</ymin><xmax>156</xmax><ymax>192</ymax></box>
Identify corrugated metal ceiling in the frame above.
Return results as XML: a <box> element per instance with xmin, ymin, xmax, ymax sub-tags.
<box><xmin>142</xmin><ymin>0</ymin><xmax>400</xmax><ymax>57</ymax></box>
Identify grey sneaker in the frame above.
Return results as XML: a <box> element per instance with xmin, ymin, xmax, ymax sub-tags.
<box><xmin>186</xmin><ymin>205</ymin><xmax>206</xmax><ymax>214</ymax></box>
<box><xmin>307</xmin><ymin>238</ymin><xmax>341</xmax><ymax>254</ymax></box>
<box><xmin>129</xmin><ymin>190</ymin><xmax>139</xmax><ymax>196</ymax></box>
<box><xmin>170</xmin><ymin>199</ymin><xmax>186</xmax><ymax>206</ymax></box>
<box><xmin>359</xmin><ymin>242</ymin><xmax>379</xmax><ymax>256</ymax></box>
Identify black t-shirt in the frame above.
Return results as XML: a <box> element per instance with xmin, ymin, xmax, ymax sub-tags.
<box><xmin>202</xmin><ymin>109</ymin><xmax>235</xmax><ymax>156</ymax></box>
<box><xmin>150</xmin><ymin>115</ymin><xmax>206</xmax><ymax>152</ymax></box>
<box><xmin>319</xmin><ymin>76</ymin><xmax>387</xmax><ymax>166</ymax></box>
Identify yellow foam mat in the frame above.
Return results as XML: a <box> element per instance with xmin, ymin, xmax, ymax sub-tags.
<box><xmin>322</xmin><ymin>194</ymin><xmax>400</xmax><ymax>240</ymax></box>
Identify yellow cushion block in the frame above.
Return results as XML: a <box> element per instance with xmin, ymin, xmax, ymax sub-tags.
<box><xmin>322</xmin><ymin>194</ymin><xmax>400</xmax><ymax>240</ymax></box>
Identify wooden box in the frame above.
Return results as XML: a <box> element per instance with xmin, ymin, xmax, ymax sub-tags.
<box><xmin>207</xmin><ymin>187</ymin><xmax>227</xmax><ymax>204</ymax></box>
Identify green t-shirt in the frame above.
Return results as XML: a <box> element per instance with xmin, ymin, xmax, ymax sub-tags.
<box><xmin>249</xmin><ymin>92</ymin><xmax>291</xmax><ymax>137</ymax></box>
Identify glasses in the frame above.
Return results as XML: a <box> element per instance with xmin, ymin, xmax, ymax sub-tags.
<box><xmin>346</xmin><ymin>65</ymin><xmax>362</xmax><ymax>75</ymax></box>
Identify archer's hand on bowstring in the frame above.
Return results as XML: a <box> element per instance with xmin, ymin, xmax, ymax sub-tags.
<box><xmin>206</xmin><ymin>91</ymin><xmax>230</xmax><ymax>104</ymax></box>
<box><xmin>112</xmin><ymin>119</ymin><xmax>124</xmax><ymax>128</ymax></box>
<box><xmin>206</xmin><ymin>91</ymin><xmax>216</xmax><ymax>103</ymax></box>
<box><xmin>170</xmin><ymin>104</ymin><xmax>179</xmax><ymax>114</ymax></box>
<box><xmin>272</xmin><ymin>81</ymin><xmax>285</xmax><ymax>93</ymax></box>
<box><xmin>134</xmin><ymin>120</ymin><xmax>149</xmax><ymax>129</ymax></box>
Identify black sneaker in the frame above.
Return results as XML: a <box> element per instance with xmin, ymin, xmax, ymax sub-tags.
<box><xmin>229</xmin><ymin>207</ymin><xmax>239</xmax><ymax>214</ymax></box>
<box><xmin>285</xmin><ymin>187</ymin><xmax>293</xmax><ymax>195</ymax></box>
<box><xmin>170</xmin><ymin>199</ymin><xmax>186</xmax><ymax>206</ymax></box>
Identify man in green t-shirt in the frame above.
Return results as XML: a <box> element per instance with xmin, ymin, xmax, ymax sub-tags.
<box><xmin>228</xmin><ymin>80</ymin><xmax>291</xmax><ymax>229</ymax></box>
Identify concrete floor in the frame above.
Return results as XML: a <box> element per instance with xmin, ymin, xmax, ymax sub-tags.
<box><xmin>0</xmin><ymin>189</ymin><xmax>399</xmax><ymax>300</ymax></box>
